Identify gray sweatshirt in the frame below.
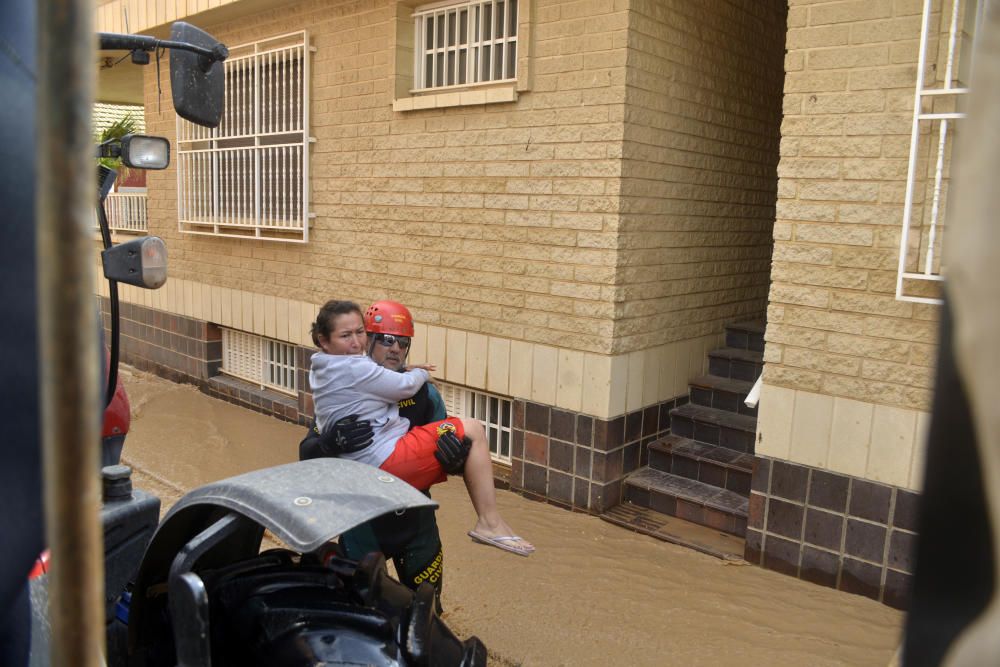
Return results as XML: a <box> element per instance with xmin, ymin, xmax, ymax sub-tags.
<box><xmin>309</xmin><ymin>352</ymin><xmax>430</xmax><ymax>468</ymax></box>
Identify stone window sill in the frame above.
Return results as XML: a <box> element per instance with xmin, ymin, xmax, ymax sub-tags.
<box><xmin>207</xmin><ymin>373</ymin><xmax>300</xmax><ymax>423</ymax></box>
<box><xmin>392</xmin><ymin>85</ymin><xmax>518</xmax><ymax>112</ymax></box>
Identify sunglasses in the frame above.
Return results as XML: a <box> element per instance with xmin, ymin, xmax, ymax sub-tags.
<box><xmin>373</xmin><ymin>333</ymin><xmax>411</xmax><ymax>350</ymax></box>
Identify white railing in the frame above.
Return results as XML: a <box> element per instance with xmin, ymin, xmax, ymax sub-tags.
<box><xmin>176</xmin><ymin>31</ymin><xmax>313</xmax><ymax>243</ymax></box>
<box><xmin>103</xmin><ymin>192</ymin><xmax>148</xmax><ymax>233</ymax></box>
<box><xmin>897</xmin><ymin>0</ymin><xmax>989</xmax><ymax>303</ymax></box>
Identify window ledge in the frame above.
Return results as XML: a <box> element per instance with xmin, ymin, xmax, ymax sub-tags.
<box><xmin>393</xmin><ymin>85</ymin><xmax>517</xmax><ymax>112</ymax></box>
<box><xmin>207</xmin><ymin>374</ymin><xmax>301</xmax><ymax>423</ymax></box>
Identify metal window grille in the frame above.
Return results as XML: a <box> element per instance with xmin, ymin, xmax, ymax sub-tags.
<box><xmin>176</xmin><ymin>32</ymin><xmax>312</xmax><ymax>243</ymax></box>
<box><xmin>897</xmin><ymin>0</ymin><xmax>990</xmax><ymax>303</ymax></box>
<box><xmin>99</xmin><ymin>192</ymin><xmax>148</xmax><ymax>233</ymax></box>
<box><xmin>438</xmin><ymin>382</ymin><xmax>512</xmax><ymax>463</ymax></box>
<box><xmin>413</xmin><ymin>0</ymin><xmax>518</xmax><ymax>92</ymax></box>
<box><xmin>221</xmin><ymin>328</ymin><xmax>297</xmax><ymax>395</ymax></box>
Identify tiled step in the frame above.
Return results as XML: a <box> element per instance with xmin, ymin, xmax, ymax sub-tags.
<box><xmin>724</xmin><ymin>320</ymin><xmax>765</xmax><ymax>352</ymax></box>
<box><xmin>601</xmin><ymin>502</ymin><xmax>746</xmax><ymax>561</ymax></box>
<box><xmin>689</xmin><ymin>374</ymin><xmax>757</xmax><ymax>417</ymax></box>
<box><xmin>647</xmin><ymin>436</ymin><xmax>752</xmax><ymax>496</ymax></box>
<box><xmin>669</xmin><ymin>403</ymin><xmax>757</xmax><ymax>454</ymax></box>
<box><xmin>707</xmin><ymin>347</ymin><xmax>764</xmax><ymax>383</ymax></box>
<box><xmin>623</xmin><ymin>467</ymin><xmax>748</xmax><ymax>537</ymax></box>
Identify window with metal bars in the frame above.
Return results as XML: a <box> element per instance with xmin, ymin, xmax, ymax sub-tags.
<box><xmin>413</xmin><ymin>0</ymin><xmax>518</xmax><ymax>91</ymax></box>
<box><xmin>176</xmin><ymin>32</ymin><xmax>312</xmax><ymax>243</ymax></box>
<box><xmin>221</xmin><ymin>328</ymin><xmax>298</xmax><ymax>395</ymax></box>
<box><xmin>438</xmin><ymin>382</ymin><xmax>512</xmax><ymax>463</ymax></box>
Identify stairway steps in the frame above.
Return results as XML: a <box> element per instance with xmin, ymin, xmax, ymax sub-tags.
<box><xmin>648</xmin><ymin>435</ymin><xmax>752</xmax><ymax>496</ymax></box>
<box><xmin>689</xmin><ymin>374</ymin><xmax>757</xmax><ymax>417</ymax></box>
<box><xmin>624</xmin><ymin>467</ymin><xmax>748</xmax><ymax>537</ymax></box>
<box><xmin>669</xmin><ymin>403</ymin><xmax>757</xmax><ymax>453</ymax></box>
<box><xmin>707</xmin><ymin>347</ymin><xmax>764</xmax><ymax>382</ymax></box>
<box><xmin>601</xmin><ymin>503</ymin><xmax>746</xmax><ymax>561</ymax></box>
<box><xmin>615</xmin><ymin>320</ymin><xmax>763</xmax><ymax>548</ymax></box>
<box><xmin>724</xmin><ymin>320</ymin><xmax>766</xmax><ymax>352</ymax></box>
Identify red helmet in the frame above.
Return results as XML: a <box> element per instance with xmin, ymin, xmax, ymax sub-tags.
<box><xmin>364</xmin><ymin>300</ymin><xmax>414</xmax><ymax>337</ymax></box>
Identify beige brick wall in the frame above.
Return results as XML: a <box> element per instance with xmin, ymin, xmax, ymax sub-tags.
<box><xmin>142</xmin><ymin>0</ymin><xmax>630</xmax><ymax>356</ymax></box>
<box><xmin>616</xmin><ymin>0</ymin><xmax>785</xmax><ymax>353</ymax></box>
<box><xmin>766</xmin><ymin>0</ymin><xmax>958</xmax><ymax>414</ymax></box>
<box><xmin>96</xmin><ymin>269</ymin><xmax>716</xmax><ymax>419</ymax></box>
<box><xmin>117</xmin><ymin>0</ymin><xmax>787</xmax><ymax>417</ymax></box>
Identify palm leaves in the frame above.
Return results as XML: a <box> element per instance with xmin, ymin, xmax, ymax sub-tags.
<box><xmin>96</xmin><ymin>113</ymin><xmax>138</xmax><ymax>181</ymax></box>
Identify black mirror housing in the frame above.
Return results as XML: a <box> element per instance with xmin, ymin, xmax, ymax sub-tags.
<box><xmin>101</xmin><ymin>237</ymin><xmax>168</xmax><ymax>289</ymax></box>
<box><xmin>169</xmin><ymin>22</ymin><xmax>227</xmax><ymax>128</ymax></box>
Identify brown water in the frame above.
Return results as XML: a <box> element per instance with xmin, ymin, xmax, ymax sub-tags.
<box><xmin>120</xmin><ymin>367</ymin><xmax>903</xmax><ymax>666</ymax></box>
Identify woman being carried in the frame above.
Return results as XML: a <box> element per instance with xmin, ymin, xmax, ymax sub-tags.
<box><xmin>309</xmin><ymin>300</ymin><xmax>534</xmax><ymax>557</ymax></box>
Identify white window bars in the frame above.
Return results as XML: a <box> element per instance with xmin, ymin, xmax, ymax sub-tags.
<box><xmin>413</xmin><ymin>0</ymin><xmax>518</xmax><ymax>92</ymax></box>
<box><xmin>438</xmin><ymin>382</ymin><xmax>513</xmax><ymax>463</ymax></box>
<box><xmin>897</xmin><ymin>0</ymin><xmax>989</xmax><ymax>304</ymax></box>
<box><xmin>102</xmin><ymin>192</ymin><xmax>148</xmax><ymax>234</ymax></box>
<box><xmin>221</xmin><ymin>328</ymin><xmax>298</xmax><ymax>395</ymax></box>
<box><xmin>176</xmin><ymin>32</ymin><xmax>313</xmax><ymax>243</ymax></box>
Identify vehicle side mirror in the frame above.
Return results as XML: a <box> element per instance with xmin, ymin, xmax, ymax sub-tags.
<box><xmin>169</xmin><ymin>22</ymin><xmax>227</xmax><ymax>128</ymax></box>
<box><xmin>101</xmin><ymin>237</ymin><xmax>168</xmax><ymax>289</ymax></box>
<box><xmin>120</xmin><ymin>135</ymin><xmax>170</xmax><ymax>170</ymax></box>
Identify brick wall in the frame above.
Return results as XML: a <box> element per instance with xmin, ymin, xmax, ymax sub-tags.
<box><xmin>120</xmin><ymin>0</ymin><xmax>792</xmax><ymax>429</ymax></box>
<box><xmin>100</xmin><ymin>296</ymin><xmax>222</xmax><ymax>386</ymax></box>
<box><xmin>139</xmin><ymin>0</ymin><xmax>786</xmax><ymax>361</ymax></box>
<box><xmin>756</xmin><ymin>383</ymin><xmax>929</xmax><ymax>491</ymax></box>
<box><xmin>617</xmin><ymin>0</ymin><xmax>785</xmax><ymax>353</ymax></box>
<box><xmin>746</xmin><ymin>454</ymin><xmax>918</xmax><ymax>609</ymax></box>
<box><xmin>97</xmin><ymin>271</ymin><xmax>722</xmax><ymax>421</ymax></box>
<box><xmin>766</xmin><ymin>0</ymin><xmax>954</xmax><ymax>414</ymax></box>
<box><xmin>142</xmin><ymin>0</ymin><xmax>630</xmax><ymax>356</ymax></box>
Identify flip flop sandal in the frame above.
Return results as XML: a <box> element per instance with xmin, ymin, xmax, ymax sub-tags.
<box><xmin>468</xmin><ymin>531</ymin><xmax>535</xmax><ymax>557</ymax></box>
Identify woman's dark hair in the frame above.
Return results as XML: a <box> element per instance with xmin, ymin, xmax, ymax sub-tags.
<box><xmin>311</xmin><ymin>300</ymin><xmax>363</xmax><ymax>347</ymax></box>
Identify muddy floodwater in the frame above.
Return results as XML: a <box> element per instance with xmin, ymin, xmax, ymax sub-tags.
<box><xmin>120</xmin><ymin>367</ymin><xmax>904</xmax><ymax>666</ymax></box>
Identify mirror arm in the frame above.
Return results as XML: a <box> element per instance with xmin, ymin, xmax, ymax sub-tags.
<box><xmin>96</xmin><ymin>166</ymin><xmax>119</xmax><ymax>408</ymax></box>
<box><xmin>97</xmin><ymin>32</ymin><xmax>158</xmax><ymax>52</ymax></box>
<box><xmin>96</xmin><ymin>232</ymin><xmax>122</xmax><ymax>409</ymax></box>
<box><xmin>97</xmin><ymin>33</ymin><xmax>228</xmax><ymax>67</ymax></box>
<box><xmin>159</xmin><ymin>38</ymin><xmax>229</xmax><ymax>67</ymax></box>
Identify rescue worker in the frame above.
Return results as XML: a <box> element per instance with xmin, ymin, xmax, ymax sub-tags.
<box><xmin>299</xmin><ymin>300</ymin><xmax>469</xmax><ymax>610</ymax></box>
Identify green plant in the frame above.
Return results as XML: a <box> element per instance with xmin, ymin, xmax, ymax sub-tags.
<box><xmin>96</xmin><ymin>113</ymin><xmax>138</xmax><ymax>182</ymax></box>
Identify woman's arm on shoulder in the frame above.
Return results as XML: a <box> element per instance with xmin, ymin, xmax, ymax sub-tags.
<box><xmin>350</xmin><ymin>357</ymin><xmax>430</xmax><ymax>402</ymax></box>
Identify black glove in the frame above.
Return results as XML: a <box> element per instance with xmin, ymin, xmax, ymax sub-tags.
<box><xmin>321</xmin><ymin>415</ymin><xmax>374</xmax><ymax>456</ymax></box>
<box><xmin>298</xmin><ymin>422</ymin><xmax>324</xmax><ymax>461</ymax></box>
<box><xmin>301</xmin><ymin>415</ymin><xmax>373</xmax><ymax>460</ymax></box>
<box><xmin>434</xmin><ymin>430</ymin><xmax>471</xmax><ymax>475</ymax></box>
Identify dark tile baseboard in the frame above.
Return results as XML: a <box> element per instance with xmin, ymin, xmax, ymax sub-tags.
<box><xmin>746</xmin><ymin>455</ymin><xmax>919</xmax><ymax>610</ymax></box>
<box><xmin>509</xmin><ymin>396</ymin><xmax>688</xmax><ymax>515</ymax></box>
